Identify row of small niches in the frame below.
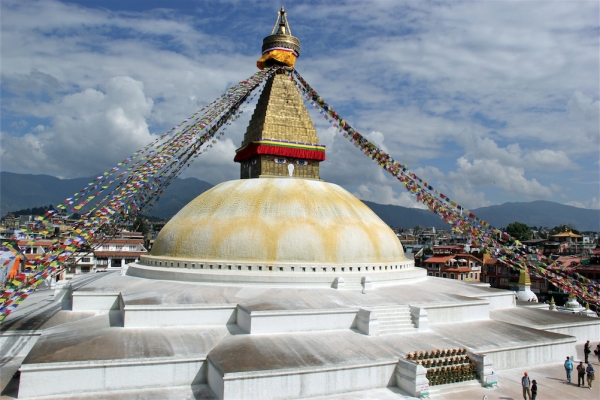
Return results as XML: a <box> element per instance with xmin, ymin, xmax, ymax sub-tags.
<box><xmin>142</xmin><ymin>260</ymin><xmax>412</xmax><ymax>273</ymax></box>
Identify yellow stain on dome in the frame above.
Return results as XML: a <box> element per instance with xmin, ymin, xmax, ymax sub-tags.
<box><xmin>151</xmin><ymin>178</ymin><xmax>407</xmax><ymax>264</ymax></box>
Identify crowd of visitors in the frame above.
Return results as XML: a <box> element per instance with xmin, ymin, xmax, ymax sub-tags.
<box><xmin>521</xmin><ymin>341</ymin><xmax>597</xmax><ymax>399</ymax></box>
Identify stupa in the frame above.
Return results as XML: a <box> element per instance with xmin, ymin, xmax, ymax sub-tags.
<box><xmin>1</xmin><ymin>8</ymin><xmax>599</xmax><ymax>400</ymax></box>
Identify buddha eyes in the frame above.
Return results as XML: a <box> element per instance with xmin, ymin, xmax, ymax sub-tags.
<box><xmin>271</xmin><ymin>158</ymin><xmax>310</xmax><ymax>166</ymax></box>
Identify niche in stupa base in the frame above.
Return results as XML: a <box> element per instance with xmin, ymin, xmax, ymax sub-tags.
<box><xmin>240</xmin><ymin>155</ymin><xmax>320</xmax><ymax>179</ymax></box>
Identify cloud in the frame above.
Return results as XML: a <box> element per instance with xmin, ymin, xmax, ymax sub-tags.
<box><xmin>0</xmin><ymin>0</ymin><xmax>598</xmax><ymax>211</ymax></box>
<box><xmin>567</xmin><ymin>91</ymin><xmax>600</xmax><ymax>144</ymax></box>
<box><xmin>1</xmin><ymin>76</ymin><xmax>154</xmax><ymax>177</ymax></box>
<box><xmin>449</xmin><ymin>157</ymin><xmax>554</xmax><ymax>199</ymax></box>
<box><xmin>354</xmin><ymin>183</ymin><xmax>424</xmax><ymax>209</ymax></box>
<box><xmin>566</xmin><ymin>197</ymin><xmax>600</xmax><ymax>210</ymax></box>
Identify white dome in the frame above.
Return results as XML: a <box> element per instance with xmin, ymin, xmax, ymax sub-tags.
<box><xmin>149</xmin><ymin>178</ymin><xmax>407</xmax><ymax>265</ymax></box>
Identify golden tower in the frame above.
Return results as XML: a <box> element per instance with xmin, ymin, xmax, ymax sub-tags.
<box><xmin>234</xmin><ymin>7</ymin><xmax>325</xmax><ymax>179</ymax></box>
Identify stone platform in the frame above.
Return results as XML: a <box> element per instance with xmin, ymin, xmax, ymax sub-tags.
<box><xmin>1</xmin><ymin>272</ymin><xmax>598</xmax><ymax>399</ymax></box>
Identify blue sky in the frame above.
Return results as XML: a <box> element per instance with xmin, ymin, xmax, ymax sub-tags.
<box><xmin>1</xmin><ymin>0</ymin><xmax>599</xmax><ymax>211</ymax></box>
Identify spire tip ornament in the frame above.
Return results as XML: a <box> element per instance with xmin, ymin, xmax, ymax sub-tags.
<box><xmin>257</xmin><ymin>7</ymin><xmax>300</xmax><ymax>70</ymax></box>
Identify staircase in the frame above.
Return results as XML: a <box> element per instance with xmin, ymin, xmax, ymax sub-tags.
<box><xmin>370</xmin><ymin>305</ymin><xmax>417</xmax><ymax>335</ymax></box>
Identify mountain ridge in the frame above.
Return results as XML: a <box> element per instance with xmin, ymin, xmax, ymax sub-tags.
<box><xmin>1</xmin><ymin>172</ymin><xmax>598</xmax><ymax>231</ymax></box>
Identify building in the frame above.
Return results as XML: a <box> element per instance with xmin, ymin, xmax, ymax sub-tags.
<box><xmin>93</xmin><ymin>233</ymin><xmax>147</xmax><ymax>270</ymax></box>
<box><xmin>423</xmin><ymin>250</ymin><xmax>482</xmax><ymax>281</ymax></box>
<box><xmin>2</xmin><ymin>9</ymin><xmax>599</xmax><ymax>400</ymax></box>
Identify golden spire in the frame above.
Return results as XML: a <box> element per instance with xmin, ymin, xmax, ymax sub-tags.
<box><xmin>235</xmin><ymin>8</ymin><xmax>325</xmax><ymax>180</ymax></box>
<box><xmin>518</xmin><ymin>269</ymin><xmax>531</xmax><ymax>286</ymax></box>
<box><xmin>234</xmin><ymin>72</ymin><xmax>323</xmax><ymax>179</ymax></box>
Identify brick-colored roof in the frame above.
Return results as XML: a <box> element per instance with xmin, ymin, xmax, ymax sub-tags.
<box><xmin>424</xmin><ymin>255</ymin><xmax>455</xmax><ymax>263</ymax></box>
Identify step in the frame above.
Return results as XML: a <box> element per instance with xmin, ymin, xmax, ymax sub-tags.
<box><xmin>379</xmin><ymin>327</ymin><xmax>418</xmax><ymax>335</ymax></box>
<box><xmin>378</xmin><ymin>315</ymin><xmax>412</xmax><ymax>321</ymax></box>
<box><xmin>426</xmin><ymin>379</ymin><xmax>481</xmax><ymax>395</ymax></box>
<box><xmin>369</xmin><ymin>307</ymin><xmax>409</xmax><ymax>311</ymax></box>
<box><xmin>379</xmin><ymin>322</ymin><xmax>414</xmax><ymax>328</ymax></box>
<box><xmin>375</xmin><ymin>311</ymin><xmax>410</xmax><ymax>316</ymax></box>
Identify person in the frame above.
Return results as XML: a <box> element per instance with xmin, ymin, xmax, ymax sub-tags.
<box><xmin>531</xmin><ymin>379</ymin><xmax>537</xmax><ymax>400</ymax></box>
<box><xmin>586</xmin><ymin>363</ymin><xmax>595</xmax><ymax>389</ymax></box>
<box><xmin>521</xmin><ymin>372</ymin><xmax>531</xmax><ymax>400</ymax></box>
<box><xmin>595</xmin><ymin>343</ymin><xmax>600</xmax><ymax>356</ymax></box>
<box><xmin>584</xmin><ymin>340</ymin><xmax>591</xmax><ymax>363</ymax></box>
<box><xmin>564</xmin><ymin>356</ymin><xmax>573</xmax><ymax>383</ymax></box>
<box><xmin>577</xmin><ymin>361</ymin><xmax>586</xmax><ymax>386</ymax></box>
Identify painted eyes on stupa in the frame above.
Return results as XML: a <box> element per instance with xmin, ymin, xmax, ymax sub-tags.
<box><xmin>271</xmin><ymin>158</ymin><xmax>311</xmax><ymax>166</ymax></box>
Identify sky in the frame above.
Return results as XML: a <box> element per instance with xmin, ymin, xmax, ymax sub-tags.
<box><xmin>1</xmin><ymin>0</ymin><xmax>599</xmax><ymax>212</ymax></box>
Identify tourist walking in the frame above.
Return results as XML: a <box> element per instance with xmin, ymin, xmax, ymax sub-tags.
<box><xmin>531</xmin><ymin>379</ymin><xmax>537</xmax><ymax>400</ymax></box>
<box><xmin>584</xmin><ymin>340</ymin><xmax>591</xmax><ymax>363</ymax></box>
<box><xmin>586</xmin><ymin>363</ymin><xmax>595</xmax><ymax>389</ymax></box>
<box><xmin>564</xmin><ymin>356</ymin><xmax>573</xmax><ymax>383</ymax></box>
<box><xmin>521</xmin><ymin>372</ymin><xmax>531</xmax><ymax>400</ymax></box>
<box><xmin>577</xmin><ymin>361</ymin><xmax>586</xmax><ymax>386</ymax></box>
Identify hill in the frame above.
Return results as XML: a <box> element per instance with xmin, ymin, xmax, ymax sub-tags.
<box><xmin>1</xmin><ymin>172</ymin><xmax>598</xmax><ymax>230</ymax></box>
<box><xmin>470</xmin><ymin>200</ymin><xmax>600</xmax><ymax>232</ymax></box>
<box><xmin>0</xmin><ymin>171</ymin><xmax>213</xmax><ymax>220</ymax></box>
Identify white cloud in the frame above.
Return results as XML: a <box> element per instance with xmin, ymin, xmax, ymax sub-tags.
<box><xmin>566</xmin><ymin>197</ymin><xmax>600</xmax><ymax>210</ymax></box>
<box><xmin>354</xmin><ymin>183</ymin><xmax>424</xmax><ymax>209</ymax></box>
<box><xmin>449</xmin><ymin>157</ymin><xmax>554</xmax><ymax>199</ymax></box>
<box><xmin>0</xmin><ymin>0</ymin><xmax>598</xmax><ymax>211</ymax></box>
<box><xmin>1</xmin><ymin>76</ymin><xmax>154</xmax><ymax>177</ymax></box>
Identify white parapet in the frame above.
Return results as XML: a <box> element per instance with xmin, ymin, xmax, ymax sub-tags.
<box><xmin>409</xmin><ymin>306</ymin><xmax>429</xmax><ymax>331</ymax></box>
<box><xmin>72</xmin><ymin>291</ymin><xmax>121</xmax><ymax>312</ymax></box>
<box><xmin>123</xmin><ymin>304</ymin><xmax>237</xmax><ymax>328</ymax></box>
<box><xmin>395</xmin><ymin>358</ymin><xmax>429</xmax><ymax>397</ymax></box>
<box><xmin>18</xmin><ymin>357</ymin><xmax>207</xmax><ymax>398</ymax></box>
<box><xmin>418</xmin><ymin>299</ymin><xmax>490</xmax><ymax>323</ymax></box>
<box><xmin>236</xmin><ymin>305</ymin><xmax>358</xmax><ymax>334</ymax></box>
<box><xmin>208</xmin><ymin>358</ymin><xmax>398</xmax><ymax>400</ymax></box>
<box><xmin>356</xmin><ymin>308</ymin><xmax>379</xmax><ymax>336</ymax></box>
<box><xmin>0</xmin><ymin>331</ymin><xmax>41</xmax><ymax>358</ymax></box>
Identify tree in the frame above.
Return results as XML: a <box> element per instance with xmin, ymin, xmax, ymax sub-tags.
<box><xmin>504</xmin><ymin>222</ymin><xmax>532</xmax><ymax>241</ymax></box>
<box><xmin>132</xmin><ymin>217</ymin><xmax>149</xmax><ymax>237</ymax></box>
<box><xmin>549</xmin><ymin>224</ymin><xmax>580</xmax><ymax>235</ymax></box>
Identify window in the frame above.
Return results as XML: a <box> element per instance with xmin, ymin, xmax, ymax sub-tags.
<box><xmin>81</xmin><ymin>258</ymin><xmax>91</xmax><ymax>263</ymax></box>
<box><xmin>435</xmin><ymin>272</ymin><xmax>439</xmax><ymax>277</ymax></box>
<box><xmin>450</xmin><ymin>273</ymin><xmax>455</xmax><ymax>279</ymax></box>
<box><xmin>442</xmin><ymin>273</ymin><xmax>447</xmax><ymax>278</ymax></box>
<box><xmin>81</xmin><ymin>266</ymin><xmax>91</xmax><ymax>273</ymax></box>
<box><xmin>475</xmin><ymin>273</ymin><xmax>478</xmax><ymax>280</ymax></box>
